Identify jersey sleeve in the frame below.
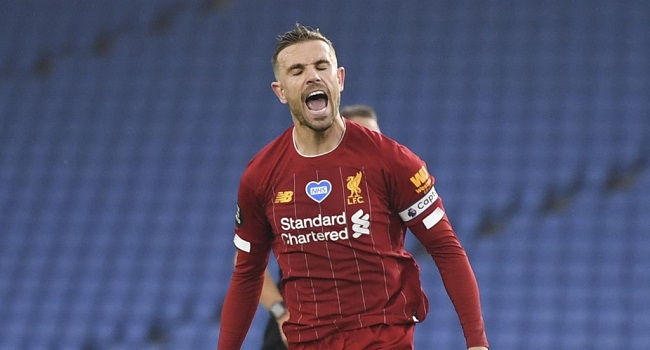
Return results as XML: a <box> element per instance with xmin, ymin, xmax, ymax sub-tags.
<box><xmin>385</xmin><ymin>143</ymin><xmax>440</xmax><ymax>228</ymax></box>
<box><xmin>217</xmin><ymin>173</ymin><xmax>272</xmax><ymax>349</ymax></box>
<box><xmin>233</xmin><ymin>173</ymin><xmax>273</xmax><ymax>254</ymax></box>
<box><xmin>387</xmin><ymin>144</ymin><xmax>489</xmax><ymax>348</ymax></box>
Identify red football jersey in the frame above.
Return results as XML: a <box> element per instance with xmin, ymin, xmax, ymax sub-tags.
<box><xmin>219</xmin><ymin>119</ymin><xmax>488</xmax><ymax>349</ymax></box>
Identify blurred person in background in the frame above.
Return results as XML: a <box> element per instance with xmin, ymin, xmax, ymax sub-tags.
<box><xmin>341</xmin><ymin>104</ymin><xmax>381</xmax><ymax>133</ymax></box>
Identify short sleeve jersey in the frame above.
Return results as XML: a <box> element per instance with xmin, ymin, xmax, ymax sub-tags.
<box><xmin>234</xmin><ymin>120</ymin><xmax>448</xmax><ymax>343</ymax></box>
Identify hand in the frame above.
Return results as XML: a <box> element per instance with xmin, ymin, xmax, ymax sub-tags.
<box><xmin>276</xmin><ymin>312</ymin><xmax>290</xmax><ymax>346</ymax></box>
<box><xmin>468</xmin><ymin>347</ymin><xmax>488</xmax><ymax>350</ymax></box>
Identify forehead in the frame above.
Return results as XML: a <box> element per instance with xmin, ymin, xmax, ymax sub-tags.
<box><xmin>277</xmin><ymin>40</ymin><xmax>336</xmax><ymax>68</ymax></box>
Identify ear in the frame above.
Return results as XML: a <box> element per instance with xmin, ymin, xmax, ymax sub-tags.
<box><xmin>338</xmin><ymin>67</ymin><xmax>345</xmax><ymax>92</ymax></box>
<box><xmin>271</xmin><ymin>81</ymin><xmax>287</xmax><ymax>104</ymax></box>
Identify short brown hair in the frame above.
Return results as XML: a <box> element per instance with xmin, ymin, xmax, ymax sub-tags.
<box><xmin>341</xmin><ymin>104</ymin><xmax>378</xmax><ymax>121</ymax></box>
<box><xmin>272</xmin><ymin>23</ymin><xmax>335</xmax><ymax>76</ymax></box>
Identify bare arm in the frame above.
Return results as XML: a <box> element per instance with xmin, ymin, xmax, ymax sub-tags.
<box><xmin>259</xmin><ymin>268</ymin><xmax>289</xmax><ymax>346</ymax></box>
<box><xmin>259</xmin><ymin>268</ymin><xmax>283</xmax><ymax>309</ymax></box>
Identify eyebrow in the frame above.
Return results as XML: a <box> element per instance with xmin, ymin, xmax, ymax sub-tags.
<box><xmin>286</xmin><ymin>59</ymin><xmax>331</xmax><ymax>73</ymax></box>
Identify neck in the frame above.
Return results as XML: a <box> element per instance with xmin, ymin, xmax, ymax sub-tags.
<box><xmin>293</xmin><ymin>117</ymin><xmax>346</xmax><ymax>156</ymax></box>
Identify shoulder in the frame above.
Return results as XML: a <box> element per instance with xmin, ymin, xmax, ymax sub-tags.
<box><xmin>344</xmin><ymin>119</ymin><xmax>392</xmax><ymax>152</ymax></box>
<box><xmin>346</xmin><ymin>120</ymin><xmax>420</xmax><ymax>163</ymax></box>
<box><xmin>237</xmin><ymin>127</ymin><xmax>293</xmax><ymax>206</ymax></box>
<box><xmin>241</xmin><ymin>126</ymin><xmax>293</xmax><ymax>183</ymax></box>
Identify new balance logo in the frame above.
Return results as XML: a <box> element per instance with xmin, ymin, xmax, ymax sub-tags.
<box><xmin>275</xmin><ymin>191</ymin><xmax>293</xmax><ymax>203</ymax></box>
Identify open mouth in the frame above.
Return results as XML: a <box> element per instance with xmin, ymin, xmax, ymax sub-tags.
<box><xmin>305</xmin><ymin>90</ymin><xmax>329</xmax><ymax>112</ymax></box>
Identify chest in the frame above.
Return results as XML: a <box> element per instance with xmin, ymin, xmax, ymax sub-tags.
<box><xmin>264</xmin><ymin>165</ymin><xmax>392</xmax><ymax>239</ymax></box>
<box><xmin>271</xmin><ymin>164</ymin><xmax>383</xmax><ymax>210</ymax></box>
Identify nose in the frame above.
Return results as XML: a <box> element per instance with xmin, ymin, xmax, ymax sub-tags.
<box><xmin>305</xmin><ymin>66</ymin><xmax>322</xmax><ymax>84</ymax></box>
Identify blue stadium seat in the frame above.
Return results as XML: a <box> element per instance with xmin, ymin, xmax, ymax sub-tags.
<box><xmin>0</xmin><ymin>0</ymin><xmax>648</xmax><ymax>349</ymax></box>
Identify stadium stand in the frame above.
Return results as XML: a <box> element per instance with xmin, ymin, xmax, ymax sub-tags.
<box><xmin>0</xmin><ymin>0</ymin><xmax>648</xmax><ymax>348</ymax></box>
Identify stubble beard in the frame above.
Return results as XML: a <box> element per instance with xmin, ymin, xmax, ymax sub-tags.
<box><xmin>290</xmin><ymin>105</ymin><xmax>334</xmax><ymax>133</ymax></box>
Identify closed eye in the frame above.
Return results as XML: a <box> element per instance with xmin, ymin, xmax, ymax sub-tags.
<box><xmin>315</xmin><ymin>60</ymin><xmax>330</xmax><ymax>71</ymax></box>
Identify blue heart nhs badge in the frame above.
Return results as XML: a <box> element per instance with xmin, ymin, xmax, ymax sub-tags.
<box><xmin>305</xmin><ymin>180</ymin><xmax>332</xmax><ymax>203</ymax></box>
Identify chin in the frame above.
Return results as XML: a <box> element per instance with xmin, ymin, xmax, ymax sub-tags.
<box><xmin>305</xmin><ymin>118</ymin><xmax>334</xmax><ymax>132</ymax></box>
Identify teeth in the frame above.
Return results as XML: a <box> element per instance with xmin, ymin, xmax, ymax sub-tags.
<box><xmin>308</xmin><ymin>90</ymin><xmax>325</xmax><ymax>97</ymax></box>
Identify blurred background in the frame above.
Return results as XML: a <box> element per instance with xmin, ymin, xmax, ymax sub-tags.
<box><xmin>0</xmin><ymin>0</ymin><xmax>648</xmax><ymax>349</ymax></box>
